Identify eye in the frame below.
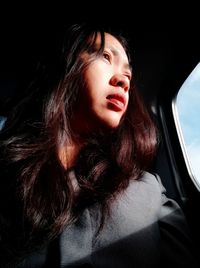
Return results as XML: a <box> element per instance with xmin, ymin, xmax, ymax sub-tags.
<box><xmin>103</xmin><ymin>52</ymin><xmax>111</xmax><ymax>62</ymax></box>
<box><xmin>126</xmin><ymin>74</ymin><xmax>132</xmax><ymax>81</ymax></box>
<box><xmin>126</xmin><ymin>70</ymin><xmax>132</xmax><ymax>81</ymax></box>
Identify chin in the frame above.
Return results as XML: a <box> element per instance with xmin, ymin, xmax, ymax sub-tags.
<box><xmin>107</xmin><ymin>122</ymin><xmax>121</xmax><ymax>129</ymax></box>
<box><xmin>101</xmin><ymin>117</ymin><xmax>122</xmax><ymax>129</ymax></box>
<box><xmin>91</xmin><ymin>111</ymin><xmax>123</xmax><ymax>131</ymax></box>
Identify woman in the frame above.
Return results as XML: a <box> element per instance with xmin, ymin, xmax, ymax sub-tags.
<box><xmin>0</xmin><ymin>23</ymin><xmax>198</xmax><ymax>267</ymax></box>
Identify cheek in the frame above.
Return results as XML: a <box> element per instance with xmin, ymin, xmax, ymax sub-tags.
<box><xmin>83</xmin><ymin>71</ymin><xmax>107</xmax><ymax>103</ymax></box>
<box><xmin>126</xmin><ymin>95</ymin><xmax>130</xmax><ymax>110</ymax></box>
<box><xmin>85</xmin><ymin>61</ymin><xmax>110</xmax><ymax>86</ymax></box>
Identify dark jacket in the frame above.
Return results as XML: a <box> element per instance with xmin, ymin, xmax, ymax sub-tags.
<box><xmin>1</xmin><ymin>172</ymin><xmax>198</xmax><ymax>267</ymax></box>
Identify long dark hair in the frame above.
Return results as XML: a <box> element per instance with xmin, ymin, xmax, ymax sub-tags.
<box><xmin>0</xmin><ymin>23</ymin><xmax>158</xmax><ymax>241</ymax></box>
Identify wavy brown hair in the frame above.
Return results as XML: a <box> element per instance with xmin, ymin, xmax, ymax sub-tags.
<box><xmin>0</xmin><ymin>23</ymin><xmax>158</xmax><ymax>241</ymax></box>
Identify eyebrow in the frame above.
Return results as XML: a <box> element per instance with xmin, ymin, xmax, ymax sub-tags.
<box><xmin>108</xmin><ymin>46</ymin><xmax>132</xmax><ymax>73</ymax></box>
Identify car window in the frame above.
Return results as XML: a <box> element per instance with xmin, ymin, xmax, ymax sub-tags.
<box><xmin>173</xmin><ymin>62</ymin><xmax>200</xmax><ymax>190</ymax></box>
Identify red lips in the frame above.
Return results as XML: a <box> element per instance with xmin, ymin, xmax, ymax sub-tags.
<box><xmin>106</xmin><ymin>93</ymin><xmax>126</xmax><ymax>111</ymax></box>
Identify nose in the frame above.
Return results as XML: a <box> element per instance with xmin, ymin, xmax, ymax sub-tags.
<box><xmin>110</xmin><ymin>74</ymin><xmax>129</xmax><ymax>92</ymax></box>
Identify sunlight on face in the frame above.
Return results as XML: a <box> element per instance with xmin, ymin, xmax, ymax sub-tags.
<box><xmin>72</xmin><ymin>32</ymin><xmax>132</xmax><ymax>134</ymax></box>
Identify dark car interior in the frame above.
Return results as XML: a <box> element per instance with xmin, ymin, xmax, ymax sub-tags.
<box><xmin>1</xmin><ymin>15</ymin><xmax>200</xmax><ymax>262</ymax></box>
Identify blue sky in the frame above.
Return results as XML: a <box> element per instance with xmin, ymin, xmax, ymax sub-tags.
<box><xmin>176</xmin><ymin>62</ymin><xmax>200</xmax><ymax>187</ymax></box>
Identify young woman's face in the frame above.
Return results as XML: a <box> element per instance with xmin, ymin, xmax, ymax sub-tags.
<box><xmin>72</xmin><ymin>32</ymin><xmax>132</xmax><ymax>134</ymax></box>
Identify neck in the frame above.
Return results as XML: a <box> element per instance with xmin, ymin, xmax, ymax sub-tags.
<box><xmin>59</xmin><ymin>137</ymin><xmax>84</xmax><ymax>169</ymax></box>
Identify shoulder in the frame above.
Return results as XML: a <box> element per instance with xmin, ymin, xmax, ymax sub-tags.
<box><xmin>125</xmin><ymin>171</ymin><xmax>163</xmax><ymax>196</ymax></box>
<box><xmin>91</xmin><ymin>172</ymin><xmax>163</xmax><ymax>246</ymax></box>
<box><xmin>115</xmin><ymin>171</ymin><xmax>163</xmax><ymax>215</ymax></box>
<box><xmin>90</xmin><ymin>172</ymin><xmax>164</xmax><ymax>266</ymax></box>
<box><xmin>99</xmin><ymin>171</ymin><xmax>164</xmax><ymax>225</ymax></box>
